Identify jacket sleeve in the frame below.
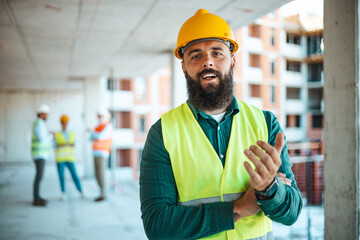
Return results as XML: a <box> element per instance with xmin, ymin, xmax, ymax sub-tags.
<box><xmin>256</xmin><ymin>111</ymin><xmax>303</xmax><ymax>225</ymax></box>
<box><xmin>34</xmin><ymin>120</ymin><xmax>53</xmax><ymax>143</ymax></box>
<box><xmin>139</xmin><ymin>119</ymin><xmax>234</xmax><ymax>240</ymax></box>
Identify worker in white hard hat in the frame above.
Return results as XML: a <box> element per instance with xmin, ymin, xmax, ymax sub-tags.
<box><xmin>140</xmin><ymin>9</ymin><xmax>302</xmax><ymax>239</ymax></box>
<box><xmin>31</xmin><ymin>104</ymin><xmax>53</xmax><ymax>207</ymax></box>
<box><xmin>89</xmin><ymin>108</ymin><xmax>113</xmax><ymax>202</ymax></box>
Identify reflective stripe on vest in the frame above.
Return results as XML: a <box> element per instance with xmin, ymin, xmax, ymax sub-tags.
<box><xmin>31</xmin><ymin>119</ymin><xmax>50</xmax><ymax>158</ymax></box>
<box><xmin>55</xmin><ymin>131</ymin><xmax>75</xmax><ymax>162</ymax></box>
<box><xmin>179</xmin><ymin>192</ymin><xmax>245</xmax><ymax>207</ymax></box>
<box><xmin>161</xmin><ymin>100</ymin><xmax>272</xmax><ymax>240</ymax></box>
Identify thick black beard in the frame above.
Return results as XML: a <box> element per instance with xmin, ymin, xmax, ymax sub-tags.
<box><xmin>185</xmin><ymin>66</ymin><xmax>234</xmax><ymax>112</ymax></box>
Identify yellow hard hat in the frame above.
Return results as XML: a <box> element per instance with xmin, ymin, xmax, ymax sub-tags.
<box><xmin>174</xmin><ymin>9</ymin><xmax>239</xmax><ymax>59</ymax></box>
<box><xmin>60</xmin><ymin>115</ymin><xmax>70</xmax><ymax>123</ymax></box>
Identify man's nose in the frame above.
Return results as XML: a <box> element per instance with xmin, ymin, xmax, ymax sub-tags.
<box><xmin>202</xmin><ymin>54</ymin><xmax>214</xmax><ymax>68</ymax></box>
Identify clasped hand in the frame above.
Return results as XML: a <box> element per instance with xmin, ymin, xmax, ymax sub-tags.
<box><xmin>243</xmin><ymin>132</ymin><xmax>284</xmax><ymax>191</ymax></box>
<box><xmin>233</xmin><ymin>132</ymin><xmax>288</xmax><ymax>222</ymax></box>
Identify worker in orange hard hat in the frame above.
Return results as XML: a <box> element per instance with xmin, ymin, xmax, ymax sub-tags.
<box><xmin>140</xmin><ymin>9</ymin><xmax>302</xmax><ymax>239</ymax></box>
<box><xmin>60</xmin><ymin>115</ymin><xmax>70</xmax><ymax>124</ymax></box>
<box><xmin>54</xmin><ymin>115</ymin><xmax>84</xmax><ymax>201</ymax></box>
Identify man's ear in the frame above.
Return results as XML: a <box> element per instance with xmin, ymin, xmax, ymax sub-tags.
<box><xmin>181</xmin><ymin>61</ymin><xmax>186</xmax><ymax>74</ymax></box>
<box><xmin>231</xmin><ymin>54</ymin><xmax>236</xmax><ymax>69</ymax></box>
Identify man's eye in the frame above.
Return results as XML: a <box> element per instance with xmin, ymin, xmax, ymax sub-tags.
<box><xmin>191</xmin><ymin>55</ymin><xmax>200</xmax><ymax>60</ymax></box>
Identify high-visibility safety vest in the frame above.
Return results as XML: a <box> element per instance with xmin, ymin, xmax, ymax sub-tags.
<box><xmin>92</xmin><ymin>122</ymin><xmax>112</xmax><ymax>154</ymax></box>
<box><xmin>55</xmin><ymin>131</ymin><xmax>76</xmax><ymax>163</ymax></box>
<box><xmin>31</xmin><ymin>119</ymin><xmax>51</xmax><ymax>159</ymax></box>
<box><xmin>161</xmin><ymin>100</ymin><xmax>272</xmax><ymax>240</ymax></box>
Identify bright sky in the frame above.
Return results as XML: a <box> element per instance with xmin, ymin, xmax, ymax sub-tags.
<box><xmin>281</xmin><ymin>0</ymin><xmax>324</xmax><ymax>16</ymax></box>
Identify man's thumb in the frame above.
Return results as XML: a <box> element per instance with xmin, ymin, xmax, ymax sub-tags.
<box><xmin>274</xmin><ymin>132</ymin><xmax>285</xmax><ymax>153</ymax></box>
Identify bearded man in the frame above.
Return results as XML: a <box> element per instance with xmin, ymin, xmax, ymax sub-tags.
<box><xmin>140</xmin><ymin>9</ymin><xmax>302</xmax><ymax>240</ymax></box>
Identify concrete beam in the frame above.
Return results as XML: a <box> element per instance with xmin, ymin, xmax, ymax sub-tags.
<box><xmin>82</xmin><ymin>77</ymin><xmax>102</xmax><ymax>178</ymax></box>
<box><xmin>324</xmin><ymin>0</ymin><xmax>360</xmax><ymax>238</ymax></box>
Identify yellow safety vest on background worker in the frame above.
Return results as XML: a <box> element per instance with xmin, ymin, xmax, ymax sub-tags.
<box><xmin>161</xmin><ymin>100</ymin><xmax>272</xmax><ymax>240</ymax></box>
<box><xmin>31</xmin><ymin>119</ymin><xmax>51</xmax><ymax>159</ymax></box>
<box><xmin>55</xmin><ymin>131</ymin><xmax>75</xmax><ymax>163</ymax></box>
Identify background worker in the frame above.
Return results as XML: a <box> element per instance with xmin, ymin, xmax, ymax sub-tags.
<box><xmin>54</xmin><ymin>115</ymin><xmax>84</xmax><ymax>201</ymax></box>
<box><xmin>140</xmin><ymin>9</ymin><xmax>303</xmax><ymax>239</ymax></box>
<box><xmin>31</xmin><ymin>104</ymin><xmax>53</xmax><ymax>207</ymax></box>
<box><xmin>90</xmin><ymin>109</ymin><xmax>113</xmax><ymax>202</ymax></box>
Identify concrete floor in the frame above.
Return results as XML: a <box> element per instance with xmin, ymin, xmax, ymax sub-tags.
<box><xmin>0</xmin><ymin>163</ymin><xmax>324</xmax><ymax>240</ymax></box>
<box><xmin>0</xmin><ymin>163</ymin><xmax>147</xmax><ymax>240</ymax></box>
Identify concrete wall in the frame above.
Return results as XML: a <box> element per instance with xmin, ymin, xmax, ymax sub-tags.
<box><xmin>0</xmin><ymin>90</ymin><xmax>83</xmax><ymax>164</ymax></box>
<box><xmin>324</xmin><ymin>0</ymin><xmax>360</xmax><ymax>238</ymax></box>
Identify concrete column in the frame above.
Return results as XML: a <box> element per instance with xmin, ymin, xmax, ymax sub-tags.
<box><xmin>324</xmin><ymin>0</ymin><xmax>360</xmax><ymax>239</ymax></box>
<box><xmin>83</xmin><ymin>77</ymin><xmax>102</xmax><ymax>178</ymax></box>
<box><xmin>171</xmin><ymin>54</ymin><xmax>187</xmax><ymax>108</ymax></box>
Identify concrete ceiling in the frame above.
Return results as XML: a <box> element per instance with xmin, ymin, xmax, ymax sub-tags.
<box><xmin>0</xmin><ymin>0</ymin><xmax>291</xmax><ymax>90</ymax></box>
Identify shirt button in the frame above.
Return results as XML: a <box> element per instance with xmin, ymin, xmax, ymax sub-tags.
<box><xmin>217</xmin><ymin>126</ymin><xmax>220</xmax><ymax>130</ymax></box>
<box><xmin>220</xmin><ymin>154</ymin><xmax>224</xmax><ymax>158</ymax></box>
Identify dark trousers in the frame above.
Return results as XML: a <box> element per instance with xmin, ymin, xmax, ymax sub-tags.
<box><xmin>33</xmin><ymin>159</ymin><xmax>45</xmax><ymax>201</ymax></box>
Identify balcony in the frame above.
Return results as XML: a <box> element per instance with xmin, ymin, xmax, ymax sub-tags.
<box><xmin>308</xmin><ymin>103</ymin><xmax>324</xmax><ymax>114</ymax></box>
<box><xmin>282</xmin><ymin>44</ymin><xmax>306</xmax><ymax>59</ymax></box>
<box><xmin>308</xmin><ymin>81</ymin><xmax>324</xmax><ymax>89</ymax></box>
<box><xmin>286</xmin><ymin>99</ymin><xmax>305</xmax><ymax>113</ymax></box>
<box><xmin>284</xmin><ymin>127</ymin><xmax>305</xmax><ymax>142</ymax></box>
<box><xmin>112</xmin><ymin>128</ymin><xmax>134</xmax><ymax>148</ymax></box>
<box><xmin>104</xmin><ymin>90</ymin><xmax>133</xmax><ymax>111</ymax></box>
<box><xmin>308</xmin><ymin>73</ymin><xmax>324</xmax><ymax>88</ymax></box>
<box><xmin>247</xmin><ymin>97</ymin><xmax>263</xmax><ymax>108</ymax></box>
<box><xmin>308</xmin><ymin>89</ymin><xmax>323</xmax><ymax>113</ymax></box>
<box><xmin>246</xmin><ymin>37</ymin><xmax>263</xmax><ymax>52</ymax></box>
<box><xmin>282</xmin><ymin>71</ymin><xmax>304</xmax><ymax>86</ymax></box>
<box><xmin>244</xmin><ymin>67</ymin><xmax>263</xmax><ymax>81</ymax></box>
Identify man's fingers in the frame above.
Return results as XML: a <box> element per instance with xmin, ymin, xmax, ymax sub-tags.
<box><xmin>255</xmin><ymin>141</ymin><xmax>282</xmax><ymax>168</ymax></box>
<box><xmin>276</xmin><ymin>172</ymin><xmax>286</xmax><ymax>178</ymax></box>
<box><xmin>274</xmin><ymin>132</ymin><xmax>285</xmax><ymax>153</ymax></box>
<box><xmin>244</xmin><ymin>149</ymin><xmax>261</xmax><ymax>168</ymax></box>
<box><xmin>276</xmin><ymin>172</ymin><xmax>292</xmax><ymax>186</ymax></box>
<box><xmin>249</xmin><ymin>145</ymin><xmax>276</xmax><ymax>174</ymax></box>
<box><xmin>243</xmin><ymin>158</ymin><xmax>261</xmax><ymax>182</ymax></box>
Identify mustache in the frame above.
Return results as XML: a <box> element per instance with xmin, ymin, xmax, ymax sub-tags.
<box><xmin>196</xmin><ymin>69</ymin><xmax>222</xmax><ymax>80</ymax></box>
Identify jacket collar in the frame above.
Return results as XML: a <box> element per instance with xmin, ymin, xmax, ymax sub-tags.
<box><xmin>186</xmin><ymin>95</ymin><xmax>239</xmax><ymax>122</ymax></box>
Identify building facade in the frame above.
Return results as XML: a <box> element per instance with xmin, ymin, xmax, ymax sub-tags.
<box><xmin>103</xmin><ymin>68</ymin><xmax>172</xmax><ymax>177</ymax></box>
<box><xmin>231</xmin><ymin>10</ymin><xmax>324</xmax><ymax>204</ymax></box>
